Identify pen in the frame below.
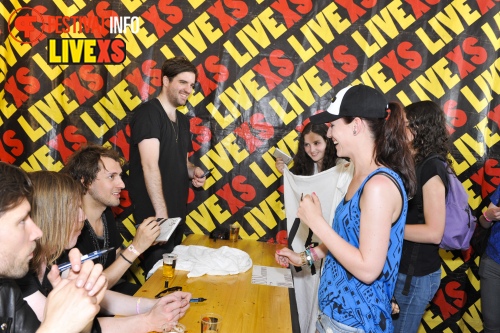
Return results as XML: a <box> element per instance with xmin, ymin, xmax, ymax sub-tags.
<box><xmin>58</xmin><ymin>247</ymin><xmax>115</xmax><ymax>272</ymax></box>
<box><xmin>190</xmin><ymin>297</ymin><xmax>207</xmax><ymax>303</ymax></box>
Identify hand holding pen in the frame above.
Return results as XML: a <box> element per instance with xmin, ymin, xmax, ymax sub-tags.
<box><xmin>58</xmin><ymin>247</ymin><xmax>115</xmax><ymax>272</ymax></box>
<box><xmin>47</xmin><ymin>248</ymin><xmax>108</xmax><ymax>298</ymax></box>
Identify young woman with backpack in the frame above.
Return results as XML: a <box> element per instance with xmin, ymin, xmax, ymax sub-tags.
<box><xmin>392</xmin><ymin>101</ymin><xmax>451</xmax><ymax>332</ymax></box>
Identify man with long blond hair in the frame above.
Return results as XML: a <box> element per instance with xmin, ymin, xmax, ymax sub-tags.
<box><xmin>17</xmin><ymin>170</ymin><xmax>192</xmax><ymax>333</ymax></box>
<box><xmin>0</xmin><ymin>162</ymin><xmax>106</xmax><ymax>333</ymax></box>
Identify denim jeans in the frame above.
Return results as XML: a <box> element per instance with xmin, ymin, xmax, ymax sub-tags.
<box><xmin>316</xmin><ymin>311</ymin><xmax>365</xmax><ymax>333</ymax></box>
<box><xmin>392</xmin><ymin>269</ymin><xmax>441</xmax><ymax>333</ymax></box>
<box><xmin>479</xmin><ymin>255</ymin><xmax>500</xmax><ymax>333</ymax></box>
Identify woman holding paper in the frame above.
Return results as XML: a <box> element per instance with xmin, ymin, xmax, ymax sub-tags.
<box><xmin>17</xmin><ymin>171</ymin><xmax>191</xmax><ymax>333</ymax></box>
<box><xmin>275</xmin><ymin>122</ymin><xmax>337</xmax><ymax>175</ymax></box>
<box><xmin>276</xmin><ymin>121</ymin><xmax>353</xmax><ymax>333</ymax></box>
<box><xmin>276</xmin><ymin>85</ymin><xmax>416</xmax><ymax>333</ymax></box>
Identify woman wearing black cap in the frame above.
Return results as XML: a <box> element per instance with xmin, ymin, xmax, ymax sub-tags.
<box><xmin>276</xmin><ymin>85</ymin><xmax>416</xmax><ymax>333</ymax></box>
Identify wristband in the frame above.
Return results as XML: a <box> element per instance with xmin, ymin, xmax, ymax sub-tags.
<box><xmin>304</xmin><ymin>248</ymin><xmax>314</xmax><ymax>267</ymax></box>
<box><xmin>128</xmin><ymin>244</ymin><xmax>140</xmax><ymax>255</ymax></box>
<box><xmin>309</xmin><ymin>246</ymin><xmax>319</xmax><ymax>262</ymax></box>
<box><xmin>136</xmin><ymin>297</ymin><xmax>142</xmax><ymax>314</ymax></box>
<box><xmin>120</xmin><ymin>253</ymin><xmax>133</xmax><ymax>265</ymax></box>
<box><xmin>483</xmin><ymin>211</ymin><xmax>493</xmax><ymax>223</ymax></box>
<box><xmin>299</xmin><ymin>252</ymin><xmax>307</xmax><ymax>266</ymax></box>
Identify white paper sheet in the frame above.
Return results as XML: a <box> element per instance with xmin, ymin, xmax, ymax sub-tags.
<box><xmin>251</xmin><ymin>265</ymin><xmax>294</xmax><ymax>288</ymax></box>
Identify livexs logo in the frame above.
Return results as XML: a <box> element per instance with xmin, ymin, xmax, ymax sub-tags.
<box><xmin>47</xmin><ymin>38</ymin><xmax>126</xmax><ymax>64</ymax></box>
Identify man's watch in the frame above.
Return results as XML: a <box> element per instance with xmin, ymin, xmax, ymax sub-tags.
<box><xmin>128</xmin><ymin>245</ymin><xmax>140</xmax><ymax>255</ymax></box>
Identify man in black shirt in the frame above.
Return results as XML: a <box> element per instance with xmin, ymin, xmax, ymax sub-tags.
<box><xmin>64</xmin><ymin>144</ymin><xmax>160</xmax><ymax>294</ymax></box>
<box><xmin>129</xmin><ymin>56</ymin><xmax>207</xmax><ymax>274</ymax></box>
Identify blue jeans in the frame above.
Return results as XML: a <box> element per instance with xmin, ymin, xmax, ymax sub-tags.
<box><xmin>316</xmin><ymin>311</ymin><xmax>365</xmax><ymax>333</ymax></box>
<box><xmin>479</xmin><ymin>255</ymin><xmax>500</xmax><ymax>333</ymax></box>
<box><xmin>392</xmin><ymin>269</ymin><xmax>441</xmax><ymax>333</ymax></box>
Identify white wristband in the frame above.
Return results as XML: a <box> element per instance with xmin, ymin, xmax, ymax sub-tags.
<box><xmin>128</xmin><ymin>245</ymin><xmax>140</xmax><ymax>255</ymax></box>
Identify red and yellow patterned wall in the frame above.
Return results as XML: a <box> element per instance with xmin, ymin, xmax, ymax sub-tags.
<box><xmin>1</xmin><ymin>1</ymin><xmax>499</xmax><ymax>331</ymax></box>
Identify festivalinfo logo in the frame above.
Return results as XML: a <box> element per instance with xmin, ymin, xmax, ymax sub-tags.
<box><xmin>8</xmin><ymin>6</ymin><xmax>139</xmax><ymax>64</ymax></box>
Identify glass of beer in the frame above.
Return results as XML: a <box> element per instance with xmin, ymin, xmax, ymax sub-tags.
<box><xmin>201</xmin><ymin>313</ymin><xmax>222</xmax><ymax>333</ymax></box>
<box><xmin>229</xmin><ymin>223</ymin><xmax>240</xmax><ymax>242</ymax></box>
<box><xmin>162</xmin><ymin>253</ymin><xmax>177</xmax><ymax>279</ymax></box>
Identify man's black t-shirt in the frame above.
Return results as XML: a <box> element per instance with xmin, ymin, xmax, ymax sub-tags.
<box><xmin>128</xmin><ymin>98</ymin><xmax>193</xmax><ymax>273</ymax></box>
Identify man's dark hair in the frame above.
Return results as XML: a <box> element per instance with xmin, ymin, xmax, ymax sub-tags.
<box><xmin>0</xmin><ymin>162</ymin><xmax>32</xmax><ymax>216</ymax></box>
<box><xmin>162</xmin><ymin>56</ymin><xmax>198</xmax><ymax>81</ymax></box>
<box><xmin>62</xmin><ymin>144</ymin><xmax>123</xmax><ymax>192</ymax></box>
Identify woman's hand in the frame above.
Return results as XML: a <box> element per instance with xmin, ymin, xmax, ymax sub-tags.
<box><xmin>275</xmin><ymin>247</ymin><xmax>302</xmax><ymax>268</ymax></box>
<box><xmin>275</xmin><ymin>158</ymin><xmax>285</xmax><ymax>174</ymax></box>
<box><xmin>297</xmin><ymin>193</ymin><xmax>324</xmax><ymax>231</ymax></box>
<box><xmin>484</xmin><ymin>206</ymin><xmax>500</xmax><ymax>222</ymax></box>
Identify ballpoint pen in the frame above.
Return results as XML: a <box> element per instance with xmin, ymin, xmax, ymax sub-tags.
<box><xmin>58</xmin><ymin>247</ymin><xmax>115</xmax><ymax>272</ymax></box>
<box><xmin>190</xmin><ymin>298</ymin><xmax>207</xmax><ymax>303</ymax></box>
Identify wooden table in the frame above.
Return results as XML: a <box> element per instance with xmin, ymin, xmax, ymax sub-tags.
<box><xmin>135</xmin><ymin>234</ymin><xmax>294</xmax><ymax>333</ymax></box>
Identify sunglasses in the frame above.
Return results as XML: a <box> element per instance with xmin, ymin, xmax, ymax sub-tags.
<box><xmin>155</xmin><ymin>286</ymin><xmax>182</xmax><ymax>299</ymax></box>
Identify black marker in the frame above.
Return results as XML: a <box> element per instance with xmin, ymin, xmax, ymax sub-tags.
<box><xmin>190</xmin><ymin>297</ymin><xmax>207</xmax><ymax>303</ymax></box>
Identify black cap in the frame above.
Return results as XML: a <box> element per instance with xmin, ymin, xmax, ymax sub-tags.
<box><xmin>309</xmin><ymin>85</ymin><xmax>389</xmax><ymax>124</ymax></box>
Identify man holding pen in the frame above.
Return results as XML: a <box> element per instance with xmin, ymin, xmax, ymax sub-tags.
<box><xmin>0</xmin><ymin>161</ymin><xmax>107</xmax><ymax>333</ymax></box>
<box><xmin>63</xmin><ymin>144</ymin><xmax>160</xmax><ymax>294</ymax></box>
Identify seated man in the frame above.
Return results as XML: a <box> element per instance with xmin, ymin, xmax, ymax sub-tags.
<box><xmin>63</xmin><ymin>144</ymin><xmax>160</xmax><ymax>294</ymax></box>
<box><xmin>0</xmin><ymin>161</ymin><xmax>107</xmax><ymax>333</ymax></box>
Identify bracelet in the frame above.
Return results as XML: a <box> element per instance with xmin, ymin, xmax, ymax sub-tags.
<box><xmin>120</xmin><ymin>253</ymin><xmax>133</xmax><ymax>265</ymax></box>
<box><xmin>136</xmin><ymin>297</ymin><xmax>142</xmax><ymax>314</ymax></box>
<box><xmin>304</xmin><ymin>248</ymin><xmax>314</xmax><ymax>267</ymax></box>
<box><xmin>128</xmin><ymin>244</ymin><xmax>140</xmax><ymax>255</ymax></box>
<box><xmin>309</xmin><ymin>246</ymin><xmax>319</xmax><ymax>262</ymax></box>
<box><xmin>299</xmin><ymin>251</ymin><xmax>307</xmax><ymax>266</ymax></box>
<box><xmin>483</xmin><ymin>212</ymin><xmax>493</xmax><ymax>223</ymax></box>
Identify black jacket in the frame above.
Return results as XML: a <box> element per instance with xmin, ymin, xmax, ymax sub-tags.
<box><xmin>0</xmin><ymin>279</ymin><xmax>40</xmax><ymax>333</ymax></box>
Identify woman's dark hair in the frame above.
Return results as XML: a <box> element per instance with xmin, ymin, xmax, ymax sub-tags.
<box><xmin>0</xmin><ymin>162</ymin><xmax>32</xmax><ymax>216</ymax></box>
<box><xmin>162</xmin><ymin>56</ymin><xmax>198</xmax><ymax>81</ymax></box>
<box><xmin>291</xmin><ymin>122</ymin><xmax>337</xmax><ymax>176</ymax></box>
<box><xmin>405</xmin><ymin>100</ymin><xmax>452</xmax><ymax>167</ymax></box>
<box><xmin>344</xmin><ymin>101</ymin><xmax>416</xmax><ymax>197</ymax></box>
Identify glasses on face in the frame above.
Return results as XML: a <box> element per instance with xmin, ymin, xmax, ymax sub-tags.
<box><xmin>155</xmin><ymin>286</ymin><xmax>182</xmax><ymax>298</ymax></box>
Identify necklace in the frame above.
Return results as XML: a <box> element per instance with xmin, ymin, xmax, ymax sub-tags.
<box><xmin>84</xmin><ymin>213</ymin><xmax>109</xmax><ymax>265</ymax></box>
<box><xmin>170</xmin><ymin>118</ymin><xmax>179</xmax><ymax>143</ymax></box>
<box><xmin>157</xmin><ymin>97</ymin><xmax>178</xmax><ymax>143</ymax></box>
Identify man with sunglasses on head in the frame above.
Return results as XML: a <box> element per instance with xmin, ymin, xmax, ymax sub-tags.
<box><xmin>129</xmin><ymin>56</ymin><xmax>207</xmax><ymax>275</ymax></box>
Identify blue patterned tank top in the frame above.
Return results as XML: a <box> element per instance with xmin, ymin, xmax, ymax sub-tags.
<box><xmin>318</xmin><ymin>167</ymin><xmax>408</xmax><ymax>333</ymax></box>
